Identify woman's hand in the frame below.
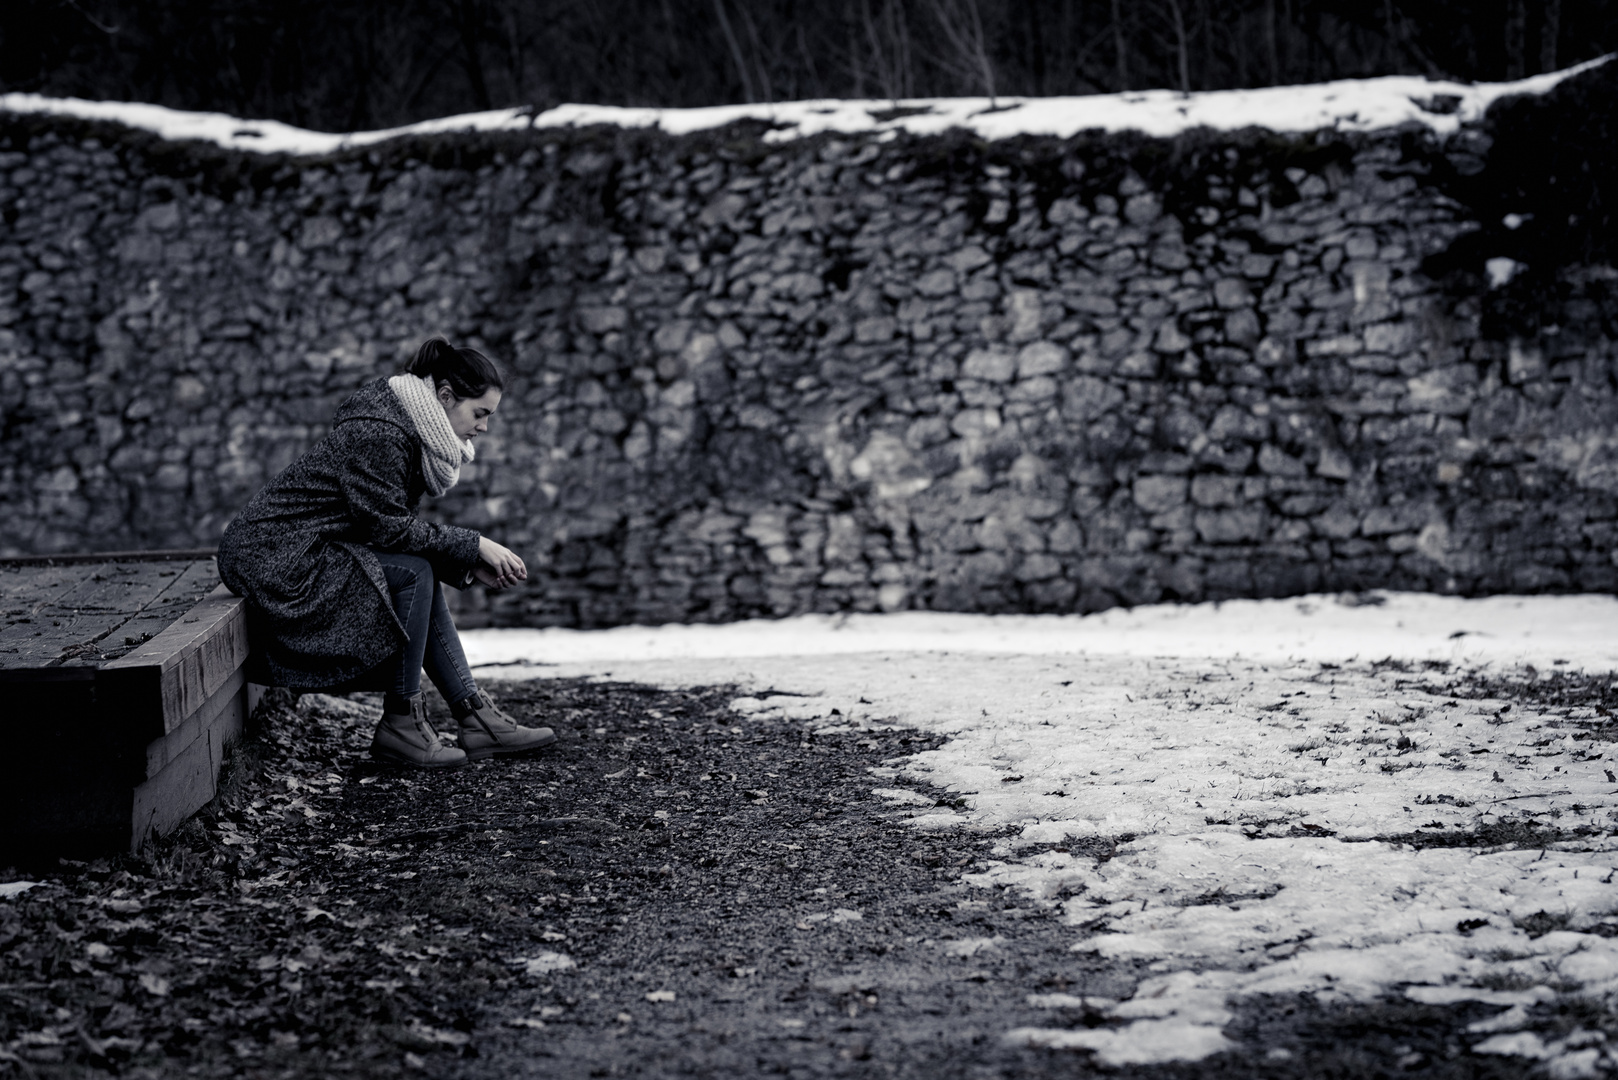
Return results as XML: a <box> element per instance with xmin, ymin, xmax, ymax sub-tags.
<box><xmin>477</xmin><ymin>536</ymin><xmax>527</xmax><ymax>589</ymax></box>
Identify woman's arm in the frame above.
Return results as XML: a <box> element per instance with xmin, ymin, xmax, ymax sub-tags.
<box><xmin>333</xmin><ymin>420</ymin><xmax>481</xmax><ymax>580</ymax></box>
<box><xmin>476</xmin><ymin>536</ymin><xmax>527</xmax><ymax>588</ymax></box>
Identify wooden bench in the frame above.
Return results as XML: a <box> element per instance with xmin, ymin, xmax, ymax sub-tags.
<box><xmin>0</xmin><ymin>551</ymin><xmax>253</xmax><ymax>857</ymax></box>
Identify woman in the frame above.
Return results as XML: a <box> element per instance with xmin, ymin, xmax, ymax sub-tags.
<box><xmin>218</xmin><ymin>337</ymin><xmax>553</xmax><ymax>769</ymax></box>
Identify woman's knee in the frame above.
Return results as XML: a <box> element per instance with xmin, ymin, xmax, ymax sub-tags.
<box><xmin>377</xmin><ymin>552</ymin><xmax>433</xmax><ymax>590</ymax></box>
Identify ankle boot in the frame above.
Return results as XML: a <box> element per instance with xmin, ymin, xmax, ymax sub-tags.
<box><xmin>453</xmin><ymin>692</ymin><xmax>557</xmax><ymax>761</ymax></box>
<box><xmin>370</xmin><ymin>693</ymin><xmax>468</xmax><ymax>768</ymax></box>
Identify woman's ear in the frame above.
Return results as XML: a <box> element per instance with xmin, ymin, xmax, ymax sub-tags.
<box><xmin>436</xmin><ymin>382</ymin><xmax>457</xmax><ymax>410</ymax></box>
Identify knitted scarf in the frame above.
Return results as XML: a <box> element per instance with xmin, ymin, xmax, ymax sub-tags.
<box><xmin>387</xmin><ymin>373</ymin><xmax>475</xmax><ymax>496</ymax></box>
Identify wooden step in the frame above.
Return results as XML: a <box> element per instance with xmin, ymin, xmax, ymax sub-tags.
<box><xmin>0</xmin><ymin>555</ymin><xmax>254</xmax><ymax>856</ymax></box>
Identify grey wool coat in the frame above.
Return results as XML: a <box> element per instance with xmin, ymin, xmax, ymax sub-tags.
<box><xmin>217</xmin><ymin>378</ymin><xmax>482</xmax><ymax>689</ymax></box>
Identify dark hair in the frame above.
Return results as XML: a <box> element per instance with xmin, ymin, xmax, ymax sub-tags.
<box><xmin>406</xmin><ymin>336</ymin><xmax>504</xmax><ymax>399</ymax></box>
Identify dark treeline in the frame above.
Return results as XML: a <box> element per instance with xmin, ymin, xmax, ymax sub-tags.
<box><xmin>2</xmin><ymin>0</ymin><xmax>1612</xmax><ymax>131</ymax></box>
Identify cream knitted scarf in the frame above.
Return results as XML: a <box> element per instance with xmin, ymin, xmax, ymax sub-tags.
<box><xmin>387</xmin><ymin>374</ymin><xmax>475</xmax><ymax>496</ymax></box>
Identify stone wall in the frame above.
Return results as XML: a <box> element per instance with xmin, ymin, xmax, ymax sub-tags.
<box><xmin>3</xmin><ymin>78</ymin><xmax>1617</xmax><ymax>628</ymax></box>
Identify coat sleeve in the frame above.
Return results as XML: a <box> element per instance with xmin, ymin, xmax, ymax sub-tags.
<box><xmin>332</xmin><ymin>420</ymin><xmax>483</xmax><ymax>586</ymax></box>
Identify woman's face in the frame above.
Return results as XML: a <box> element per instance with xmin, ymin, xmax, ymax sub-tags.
<box><xmin>436</xmin><ymin>384</ymin><xmax>503</xmax><ymax>442</ymax></box>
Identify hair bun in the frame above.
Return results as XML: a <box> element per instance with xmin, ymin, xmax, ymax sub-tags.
<box><xmin>405</xmin><ymin>336</ymin><xmax>504</xmax><ymax>400</ymax></box>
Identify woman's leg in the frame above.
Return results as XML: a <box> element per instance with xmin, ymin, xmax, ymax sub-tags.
<box><xmin>424</xmin><ymin>579</ymin><xmax>556</xmax><ymax>758</ymax></box>
<box><xmin>373</xmin><ymin>553</ymin><xmax>435</xmax><ymax>712</ymax></box>
<box><xmin>422</xmin><ymin>578</ymin><xmax>479</xmax><ymax>707</ymax></box>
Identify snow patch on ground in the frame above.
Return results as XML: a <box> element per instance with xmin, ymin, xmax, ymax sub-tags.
<box><xmin>2</xmin><ymin>60</ymin><xmax>1605</xmax><ymax>156</ymax></box>
<box><xmin>465</xmin><ymin>592</ymin><xmax>1618</xmax><ymax>1070</ymax></box>
<box><xmin>466</xmin><ymin>591</ymin><xmax>1618</xmax><ymax>672</ymax></box>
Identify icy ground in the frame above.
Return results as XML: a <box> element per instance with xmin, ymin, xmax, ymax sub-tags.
<box><xmin>1</xmin><ymin>59</ymin><xmax>1606</xmax><ymax>156</ymax></box>
<box><xmin>464</xmin><ymin>592</ymin><xmax>1618</xmax><ymax>1074</ymax></box>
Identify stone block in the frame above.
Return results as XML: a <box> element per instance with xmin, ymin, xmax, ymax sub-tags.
<box><xmin>962</xmin><ymin>347</ymin><xmax>1016</xmax><ymax>383</ymax></box>
<box><xmin>1241</xmin><ymin>253</ymin><xmax>1276</xmax><ymax>279</ymax></box>
<box><xmin>1007</xmin><ymin>375</ymin><xmax>1058</xmax><ymax>402</ymax></box>
<box><xmin>1016</xmin><ymin>341</ymin><xmax>1069</xmax><ymax>378</ymax></box>
<box><xmin>905</xmin><ymin>416</ymin><xmax>951</xmax><ymax>449</ymax></box>
<box><xmin>1191</xmin><ymin>474</ymin><xmax>1243</xmax><ymax>507</ymax></box>
<box><xmin>1067</xmin><ymin>294</ymin><xmax>1118</xmax><ymax>316</ymax></box>
<box><xmin>298</xmin><ymin>216</ymin><xmax>343</xmax><ymax>249</ymax></box>
<box><xmin>1134</xmin><ymin>475</ymin><xmax>1187</xmax><ymax>514</ymax></box>
<box><xmin>1307</xmin><ymin>334</ymin><xmax>1363</xmax><ymax>357</ymax></box>
<box><xmin>1124</xmin><ymin>193</ymin><xmax>1161</xmax><ymax>225</ymax></box>
<box><xmin>1311</xmin><ymin>504</ymin><xmax>1360</xmax><ymax>539</ymax></box>
<box><xmin>950</xmin><ymin>408</ymin><xmax>1002</xmax><ymax>439</ymax></box>
<box><xmin>1047</xmin><ymin>517</ymin><xmax>1084</xmax><ymax>553</ymax></box>
<box><xmin>1405</xmin><ymin>364</ymin><xmax>1477</xmax><ymax>416</ymax></box>
<box><xmin>1153</xmin><ymin>321</ymin><xmax>1192</xmax><ymax>353</ymax></box>
<box><xmin>1007</xmin><ymin>291</ymin><xmax>1043</xmax><ymax>342</ymax></box>
<box><xmin>1507</xmin><ymin>340</ymin><xmax>1545</xmax><ymax>383</ymax></box>
<box><xmin>1195</xmin><ymin>507</ymin><xmax>1267</xmax><ymax>543</ymax></box>
<box><xmin>699</xmin><ymin>193</ymin><xmax>749</xmax><ymax>228</ymax></box>
<box><xmin>1363</xmin><ymin>320</ymin><xmax>1416</xmax><ymax>355</ymax></box>
<box><xmin>1150</xmin><ymin>241</ymin><xmax>1191</xmax><ymax>271</ymax></box>
<box><xmin>136</xmin><ymin>203</ymin><xmax>182</xmax><ymax>233</ymax></box>
<box><xmin>1362</xmin><ymin>502</ymin><xmax>1427</xmax><ymax>536</ymax></box>
<box><xmin>1257</xmin><ymin>444</ymin><xmax>1308</xmax><ymax>477</ymax></box>
<box><xmin>1315</xmin><ymin>444</ymin><xmax>1355</xmax><ymax>480</ymax></box>
<box><xmin>1062</xmin><ymin>376</ymin><xmax>1125</xmax><ymax>421</ymax></box>
<box><xmin>1117</xmin><ymin>351</ymin><xmax>1160</xmax><ymax>378</ymax></box>
<box><xmin>855</xmin><ymin>316</ymin><xmax>896</xmax><ymax>343</ymax></box>
<box><xmin>946</xmin><ymin>245</ymin><xmax>993</xmax><ymax>273</ymax></box>
<box><xmin>1214</xmin><ymin>277</ymin><xmax>1253</xmax><ymax>308</ymax></box>
<box><xmin>1224</xmin><ymin>309</ymin><xmax>1262</xmax><ymax>346</ymax></box>
<box><xmin>1208</xmin><ymin>405</ymin><xmax>1269</xmax><ymax>442</ymax></box>
<box><xmin>1016</xmin><ymin>552</ymin><xmax>1063</xmax><ymax>581</ymax></box>
<box><xmin>775</xmin><ymin>272</ymin><xmax>823</xmax><ymax>300</ymax></box>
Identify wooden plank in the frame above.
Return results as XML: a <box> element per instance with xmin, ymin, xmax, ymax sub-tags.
<box><xmin>129</xmin><ymin>683</ymin><xmax>246</xmax><ymax>851</ymax></box>
<box><xmin>0</xmin><ymin>562</ymin><xmax>176</xmax><ymax>666</ymax></box>
<box><xmin>0</xmin><ymin>548</ymin><xmax>218</xmax><ymax>567</ymax></box>
<box><xmin>0</xmin><ymin>563</ymin><xmax>109</xmax><ymax>663</ymax></box>
<box><xmin>94</xmin><ymin>559</ymin><xmax>223</xmax><ymax>663</ymax></box>
<box><xmin>100</xmin><ymin>584</ymin><xmax>249</xmax><ymax>739</ymax></box>
<box><xmin>0</xmin><ymin>563</ymin><xmax>252</xmax><ymax>857</ymax></box>
<box><xmin>3</xmin><ymin>559</ymin><xmax>220</xmax><ymax>669</ymax></box>
<box><xmin>144</xmin><ymin>665</ymin><xmax>246</xmax><ymax>778</ymax></box>
<box><xmin>0</xmin><ymin>561</ymin><xmax>90</xmax><ymax>620</ymax></box>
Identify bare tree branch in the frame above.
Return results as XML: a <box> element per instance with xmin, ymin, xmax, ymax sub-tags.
<box><xmin>1165</xmin><ymin>0</ymin><xmax>1190</xmax><ymax>91</ymax></box>
<box><xmin>925</xmin><ymin>0</ymin><xmax>997</xmax><ymax>98</ymax></box>
<box><xmin>56</xmin><ymin>0</ymin><xmax>120</xmax><ymax>35</ymax></box>
<box><xmin>1541</xmin><ymin>0</ymin><xmax>1561</xmax><ymax>72</ymax></box>
<box><xmin>1504</xmin><ymin>0</ymin><xmax>1526</xmax><ymax>79</ymax></box>
<box><xmin>734</xmin><ymin>0</ymin><xmax>774</xmax><ymax>102</ymax></box>
<box><xmin>711</xmin><ymin>0</ymin><xmax>757</xmax><ymax>102</ymax></box>
<box><xmin>1111</xmin><ymin>0</ymin><xmax>1129</xmax><ymax>89</ymax></box>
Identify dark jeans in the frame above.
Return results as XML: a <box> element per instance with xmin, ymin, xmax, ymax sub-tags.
<box><xmin>373</xmin><ymin>551</ymin><xmax>478</xmax><ymax>707</ymax></box>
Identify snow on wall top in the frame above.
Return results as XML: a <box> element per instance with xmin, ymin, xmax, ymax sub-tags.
<box><xmin>0</xmin><ymin>58</ymin><xmax>1607</xmax><ymax>159</ymax></box>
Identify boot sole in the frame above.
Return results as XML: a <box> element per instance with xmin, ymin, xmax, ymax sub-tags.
<box><xmin>461</xmin><ymin>732</ymin><xmax>559</xmax><ymax>762</ymax></box>
<box><xmin>370</xmin><ymin>746</ymin><xmax>469</xmax><ymax>769</ymax></box>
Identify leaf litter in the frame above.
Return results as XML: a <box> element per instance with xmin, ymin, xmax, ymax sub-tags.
<box><xmin>3</xmin><ymin>646</ymin><xmax>1617</xmax><ymax>1077</ymax></box>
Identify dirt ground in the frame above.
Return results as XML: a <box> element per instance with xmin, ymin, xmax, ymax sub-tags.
<box><xmin>0</xmin><ymin>673</ymin><xmax>1593</xmax><ymax>1079</ymax></box>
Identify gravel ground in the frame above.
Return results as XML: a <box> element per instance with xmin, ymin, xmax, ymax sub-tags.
<box><xmin>0</xmin><ymin>674</ymin><xmax>1594</xmax><ymax>1079</ymax></box>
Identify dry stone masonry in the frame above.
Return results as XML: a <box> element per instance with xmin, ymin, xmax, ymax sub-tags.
<box><xmin>3</xmin><ymin>73</ymin><xmax>1617</xmax><ymax>627</ymax></box>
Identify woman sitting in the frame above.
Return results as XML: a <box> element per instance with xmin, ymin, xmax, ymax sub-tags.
<box><xmin>218</xmin><ymin>336</ymin><xmax>553</xmax><ymax>768</ymax></box>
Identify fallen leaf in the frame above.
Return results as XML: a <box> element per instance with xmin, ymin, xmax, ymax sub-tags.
<box><xmin>511</xmin><ymin>951</ymin><xmax>575</xmax><ymax>975</ymax></box>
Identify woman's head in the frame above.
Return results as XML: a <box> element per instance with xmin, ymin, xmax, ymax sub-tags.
<box><xmin>407</xmin><ymin>336</ymin><xmax>505</xmax><ymax>442</ymax></box>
